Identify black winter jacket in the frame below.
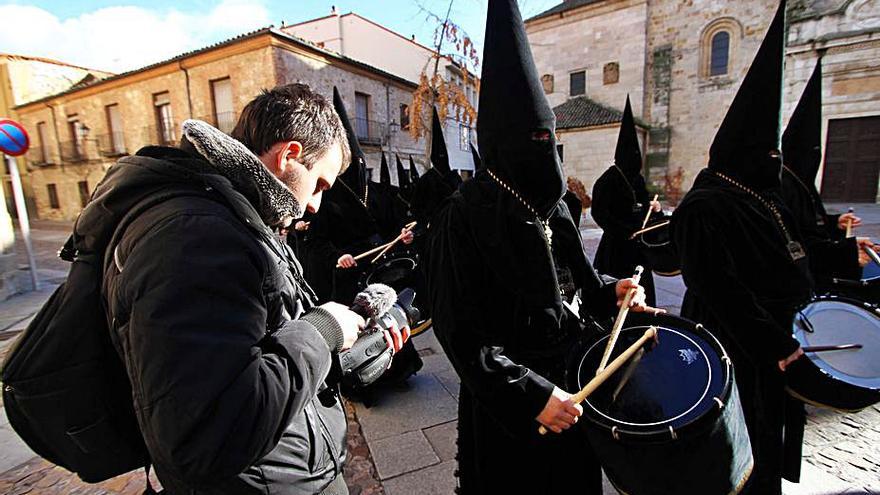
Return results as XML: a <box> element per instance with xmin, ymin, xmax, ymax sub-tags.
<box><xmin>83</xmin><ymin>141</ymin><xmax>347</xmax><ymax>494</ymax></box>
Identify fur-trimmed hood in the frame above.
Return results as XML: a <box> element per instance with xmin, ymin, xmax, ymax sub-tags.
<box><xmin>181</xmin><ymin>119</ymin><xmax>301</xmax><ymax>226</ymax></box>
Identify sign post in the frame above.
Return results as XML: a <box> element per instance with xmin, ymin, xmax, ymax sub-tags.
<box><xmin>0</xmin><ymin>118</ymin><xmax>38</xmax><ymax>291</ymax></box>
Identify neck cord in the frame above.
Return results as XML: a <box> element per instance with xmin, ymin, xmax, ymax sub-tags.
<box><xmin>486</xmin><ymin>168</ymin><xmax>553</xmax><ymax>247</ymax></box>
<box><xmin>339</xmin><ymin>178</ymin><xmax>369</xmax><ymax>209</ymax></box>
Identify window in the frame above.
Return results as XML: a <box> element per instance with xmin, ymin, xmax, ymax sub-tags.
<box><xmin>541</xmin><ymin>74</ymin><xmax>554</xmax><ymax>94</ymax></box>
<box><xmin>153</xmin><ymin>92</ymin><xmax>175</xmax><ymax>145</ymax></box>
<box><xmin>47</xmin><ymin>184</ymin><xmax>60</xmax><ymax>209</ymax></box>
<box><xmin>36</xmin><ymin>122</ymin><xmax>51</xmax><ymax>164</ymax></box>
<box><xmin>603</xmin><ymin>62</ymin><xmax>620</xmax><ymax>85</ymax></box>
<box><xmin>556</xmin><ymin>144</ymin><xmax>564</xmax><ymax>163</ymax></box>
<box><xmin>66</xmin><ymin>115</ymin><xmax>85</xmax><ymax>161</ymax></box>
<box><xmin>354</xmin><ymin>92</ymin><xmax>370</xmax><ymax>140</ymax></box>
<box><xmin>105</xmin><ymin>104</ymin><xmax>126</xmax><ymax>155</ymax></box>
<box><xmin>211</xmin><ymin>78</ymin><xmax>235</xmax><ymax>134</ymax></box>
<box><xmin>710</xmin><ymin>32</ymin><xmax>730</xmax><ymax>76</ymax></box>
<box><xmin>459</xmin><ymin>124</ymin><xmax>470</xmax><ymax>152</ymax></box>
<box><xmin>78</xmin><ymin>181</ymin><xmax>89</xmax><ymax>207</ymax></box>
<box><xmin>400</xmin><ymin>104</ymin><xmax>410</xmax><ymax>131</ymax></box>
<box><xmin>570</xmin><ymin>71</ymin><xmax>586</xmax><ymax>97</ymax></box>
<box><xmin>700</xmin><ymin>19</ymin><xmax>741</xmax><ymax>79</ymax></box>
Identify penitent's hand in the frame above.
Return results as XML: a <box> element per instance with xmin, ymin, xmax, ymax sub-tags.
<box><xmin>337</xmin><ymin>254</ymin><xmax>357</xmax><ymax>269</ymax></box>
<box><xmin>536</xmin><ymin>387</ymin><xmax>583</xmax><ymax>434</ymax></box>
<box><xmin>838</xmin><ymin>212</ymin><xmax>862</xmax><ymax>231</ymax></box>
<box><xmin>779</xmin><ymin>347</ymin><xmax>804</xmax><ymax>372</ymax></box>
<box><xmin>401</xmin><ymin>228</ymin><xmax>415</xmax><ymax>245</ymax></box>
<box><xmin>614</xmin><ymin>278</ymin><xmax>665</xmax><ymax>314</ymax></box>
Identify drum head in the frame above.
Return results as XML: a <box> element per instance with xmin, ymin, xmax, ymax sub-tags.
<box><xmin>794</xmin><ymin>299</ymin><xmax>880</xmax><ymax>388</ymax></box>
<box><xmin>863</xmin><ymin>261</ymin><xmax>880</xmax><ymax>282</ymax></box>
<box><xmin>573</xmin><ymin>314</ymin><xmax>728</xmax><ymax>436</ymax></box>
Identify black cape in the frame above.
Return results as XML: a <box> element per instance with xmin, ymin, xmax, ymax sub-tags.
<box><xmin>673</xmin><ymin>169</ymin><xmax>812</xmax><ymax>493</ymax></box>
<box><xmin>591</xmin><ymin>166</ymin><xmax>657</xmax><ymax>305</ymax></box>
<box><xmin>424</xmin><ymin>177</ymin><xmax>618</xmax><ymax>493</ymax></box>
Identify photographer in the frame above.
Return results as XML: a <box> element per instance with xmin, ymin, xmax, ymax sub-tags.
<box><xmin>96</xmin><ymin>83</ymin><xmax>406</xmax><ymax>494</ymax></box>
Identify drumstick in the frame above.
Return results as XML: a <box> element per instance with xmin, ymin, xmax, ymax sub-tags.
<box><xmin>346</xmin><ymin>241</ymin><xmax>395</xmax><ymax>265</ymax></box>
<box><xmin>641</xmin><ymin>194</ymin><xmax>659</xmax><ymax>230</ymax></box>
<box><xmin>846</xmin><ymin>207</ymin><xmax>854</xmax><ymax>238</ymax></box>
<box><xmin>629</xmin><ymin>220</ymin><xmax>671</xmax><ymax>240</ymax></box>
<box><xmin>538</xmin><ymin>326</ymin><xmax>658</xmax><ymax>435</ymax></box>
<box><xmin>370</xmin><ymin>221</ymin><xmax>417</xmax><ymax>264</ymax></box>
<box><xmin>802</xmin><ymin>344</ymin><xmax>862</xmax><ymax>353</ymax></box>
<box><xmin>596</xmin><ymin>266</ymin><xmax>643</xmax><ymax>375</ymax></box>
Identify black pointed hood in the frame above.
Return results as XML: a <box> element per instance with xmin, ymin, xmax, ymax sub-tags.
<box><xmin>379</xmin><ymin>153</ymin><xmax>391</xmax><ymax>186</ymax></box>
<box><xmin>332</xmin><ymin>86</ymin><xmax>368</xmax><ymax>198</ymax></box>
<box><xmin>708</xmin><ymin>0</ymin><xmax>787</xmax><ymax>190</ymax></box>
<box><xmin>409</xmin><ymin>155</ymin><xmax>420</xmax><ymax>181</ymax></box>
<box><xmin>396</xmin><ymin>154</ymin><xmax>411</xmax><ymax>188</ymax></box>
<box><xmin>782</xmin><ymin>56</ymin><xmax>823</xmax><ymax>185</ymax></box>
<box><xmin>430</xmin><ymin>107</ymin><xmax>451</xmax><ymax>174</ymax></box>
<box><xmin>614</xmin><ymin>95</ymin><xmax>643</xmax><ymax>179</ymax></box>
<box><xmin>470</xmin><ymin>143</ymin><xmax>482</xmax><ymax>173</ymax></box>
<box><xmin>477</xmin><ymin>0</ymin><xmax>564</xmax><ymax>217</ymax></box>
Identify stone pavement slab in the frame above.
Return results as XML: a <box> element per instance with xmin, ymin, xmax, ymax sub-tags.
<box><xmin>422</xmin><ymin>420</ymin><xmax>457</xmax><ymax>463</ymax></box>
<box><xmin>382</xmin><ymin>459</ymin><xmax>457</xmax><ymax>495</ymax></box>
<box><xmin>369</xmin><ymin>430</ymin><xmax>439</xmax><ymax>480</ymax></box>
<box><xmin>0</xmin><ymin>408</ymin><xmax>35</xmax><ymax>474</ymax></box>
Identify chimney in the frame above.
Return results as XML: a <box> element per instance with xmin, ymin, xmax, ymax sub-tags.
<box><xmin>331</xmin><ymin>5</ymin><xmax>338</xmax><ymax>15</ymax></box>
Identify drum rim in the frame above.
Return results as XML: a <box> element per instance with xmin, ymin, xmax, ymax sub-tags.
<box><xmin>574</xmin><ymin>314</ymin><xmax>733</xmax><ymax>439</ymax></box>
<box><xmin>359</xmin><ymin>256</ymin><xmax>418</xmax><ymax>287</ymax></box>
<box><xmin>792</xmin><ymin>295</ymin><xmax>880</xmax><ymax>391</ymax></box>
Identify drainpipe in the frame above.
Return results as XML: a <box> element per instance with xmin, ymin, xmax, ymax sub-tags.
<box><xmin>179</xmin><ymin>61</ymin><xmax>194</xmax><ymax>119</ymax></box>
<box><xmin>47</xmin><ymin>102</ymin><xmax>63</xmax><ymax>170</ymax></box>
<box><xmin>385</xmin><ymin>83</ymin><xmax>392</xmax><ymax>150</ymax></box>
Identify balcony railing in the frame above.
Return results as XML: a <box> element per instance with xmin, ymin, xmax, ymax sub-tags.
<box><xmin>25</xmin><ymin>147</ymin><xmax>56</xmax><ymax>166</ymax></box>
<box><xmin>97</xmin><ymin>131</ymin><xmax>128</xmax><ymax>157</ymax></box>
<box><xmin>354</xmin><ymin>118</ymin><xmax>385</xmax><ymax>145</ymax></box>
<box><xmin>60</xmin><ymin>140</ymin><xmax>88</xmax><ymax>162</ymax></box>
<box><xmin>145</xmin><ymin>123</ymin><xmax>179</xmax><ymax>147</ymax></box>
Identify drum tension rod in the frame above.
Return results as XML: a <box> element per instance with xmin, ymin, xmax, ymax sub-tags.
<box><xmin>668</xmin><ymin>426</ymin><xmax>678</xmax><ymax>440</ymax></box>
<box><xmin>797</xmin><ymin>311</ymin><xmax>815</xmax><ymax>333</ymax></box>
<box><xmin>713</xmin><ymin>397</ymin><xmax>724</xmax><ymax>411</ymax></box>
<box><xmin>611</xmin><ymin>426</ymin><xmax>620</xmax><ymax>441</ymax></box>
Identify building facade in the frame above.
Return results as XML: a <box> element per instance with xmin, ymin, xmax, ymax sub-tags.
<box><xmin>14</xmin><ymin>28</ymin><xmax>425</xmax><ymax>221</ymax></box>
<box><xmin>526</xmin><ymin>0</ymin><xmax>880</xmax><ymax>202</ymax></box>
<box><xmin>284</xmin><ymin>9</ymin><xmax>479</xmax><ymax>176</ymax></box>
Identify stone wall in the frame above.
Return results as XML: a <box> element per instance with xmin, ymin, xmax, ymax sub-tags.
<box><xmin>557</xmin><ymin>123</ymin><xmax>648</xmax><ymax>194</ymax></box>
<box><xmin>526</xmin><ymin>0</ymin><xmax>649</xmax><ymax>116</ymax></box>
<box><xmin>645</xmin><ymin>0</ymin><xmax>779</xmax><ymax>190</ymax></box>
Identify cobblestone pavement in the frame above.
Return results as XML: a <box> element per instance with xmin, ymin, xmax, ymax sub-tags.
<box><xmin>2</xmin><ymin>208</ymin><xmax>880</xmax><ymax>494</ymax></box>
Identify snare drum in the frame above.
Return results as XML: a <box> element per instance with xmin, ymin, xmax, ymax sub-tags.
<box><xmin>359</xmin><ymin>250</ymin><xmax>432</xmax><ymax>335</ymax></box>
<box><xmin>568</xmin><ymin>312</ymin><xmax>753</xmax><ymax>495</ymax></box>
<box><xmin>787</xmin><ymin>295</ymin><xmax>880</xmax><ymax>411</ymax></box>
<box><xmin>637</xmin><ymin>217</ymin><xmax>681</xmax><ymax>277</ymax></box>
<box><xmin>827</xmin><ymin>261</ymin><xmax>880</xmax><ymax>304</ymax></box>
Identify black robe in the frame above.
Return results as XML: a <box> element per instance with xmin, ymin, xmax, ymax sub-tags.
<box><xmin>780</xmin><ymin>166</ymin><xmax>860</xmax><ymax>288</ymax></box>
<box><xmin>673</xmin><ymin>169</ymin><xmax>812</xmax><ymax>494</ymax></box>
<box><xmin>424</xmin><ymin>177</ymin><xmax>619</xmax><ymax>494</ymax></box>
<box><xmin>592</xmin><ymin>165</ymin><xmax>657</xmax><ymax>306</ymax></box>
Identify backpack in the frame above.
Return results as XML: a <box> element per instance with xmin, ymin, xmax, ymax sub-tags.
<box><xmin>0</xmin><ymin>190</ymin><xmax>201</xmax><ymax>484</ymax></box>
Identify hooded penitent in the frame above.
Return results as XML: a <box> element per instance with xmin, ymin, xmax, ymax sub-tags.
<box><xmin>396</xmin><ymin>154</ymin><xmax>411</xmax><ymax>190</ymax></box>
<box><xmin>408</xmin><ymin>155</ymin><xmax>420</xmax><ymax>181</ymax></box>
<box><xmin>333</xmin><ymin>86</ymin><xmax>368</xmax><ymax>202</ymax></box>
<box><xmin>782</xmin><ymin>57</ymin><xmax>822</xmax><ymax>187</ymax></box>
<box><xmin>477</xmin><ymin>0</ymin><xmax>565</xmax><ymax>218</ymax></box>
<box><xmin>431</xmin><ymin>107</ymin><xmax>451</xmax><ymax>175</ymax></box>
<box><xmin>708</xmin><ymin>0</ymin><xmax>786</xmax><ymax>190</ymax></box>
<box><xmin>379</xmin><ymin>153</ymin><xmax>392</xmax><ymax>187</ymax></box>
<box><xmin>615</xmin><ymin>95</ymin><xmax>642</xmax><ymax>180</ymax></box>
<box><xmin>470</xmin><ymin>143</ymin><xmax>482</xmax><ymax>174</ymax></box>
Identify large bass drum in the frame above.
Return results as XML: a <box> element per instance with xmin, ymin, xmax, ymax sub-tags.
<box><xmin>359</xmin><ymin>249</ymin><xmax>432</xmax><ymax>336</ymax></box>
<box><xmin>637</xmin><ymin>217</ymin><xmax>680</xmax><ymax>277</ymax></box>
<box><xmin>787</xmin><ymin>294</ymin><xmax>880</xmax><ymax>411</ymax></box>
<box><xmin>827</xmin><ymin>260</ymin><xmax>880</xmax><ymax>304</ymax></box>
<box><xmin>568</xmin><ymin>312</ymin><xmax>752</xmax><ymax>495</ymax></box>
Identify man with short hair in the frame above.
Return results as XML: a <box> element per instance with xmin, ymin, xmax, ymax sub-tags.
<box><xmin>84</xmin><ymin>83</ymin><xmax>399</xmax><ymax>494</ymax></box>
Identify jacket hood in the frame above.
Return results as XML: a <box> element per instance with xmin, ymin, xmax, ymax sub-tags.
<box><xmin>477</xmin><ymin>0</ymin><xmax>564</xmax><ymax>217</ymax></box>
<box><xmin>782</xmin><ymin>56</ymin><xmax>823</xmax><ymax>185</ymax></box>
<box><xmin>708</xmin><ymin>0</ymin><xmax>787</xmax><ymax>189</ymax></box>
<box><xmin>614</xmin><ymin>95</ymin><xmax>643</xmax><ymax>179</ymax></box>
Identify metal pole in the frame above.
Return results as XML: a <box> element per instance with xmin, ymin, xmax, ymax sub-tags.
<box><xmin>5</xmin><ymin>154</ymin><xmax>38</xmax><ymax>290</ymax></box>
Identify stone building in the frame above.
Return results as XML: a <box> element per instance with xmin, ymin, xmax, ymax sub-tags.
<box><xmin>283</xmin><ymin>8</ymin><xmax>480</xmax><ymax>177</ymax></box>
<box><xmin>14</xmin><ymin>27</ymin><xmax>424</xmax><ymax>221</ymax></box>
<box><xmin>526</xmin><ymin>0</ymin><xmax>880</xmax><ymax>202</ymax></box>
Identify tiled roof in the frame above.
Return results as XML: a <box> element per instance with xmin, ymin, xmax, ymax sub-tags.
<box><xmin>554</xmin><ymin>96</ymin><xmax>625</xmax><ymax>130</ymax></box>
<box><xmin>526</xmin><ymin>0</ymin><xmax>607</xmax><ymax>23</ymax></box>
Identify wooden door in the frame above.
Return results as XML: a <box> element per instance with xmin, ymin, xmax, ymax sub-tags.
<box><xmin>821</xmin><ymin>116</ymin><xmax>880</xmax><ymax>202</ymax></box>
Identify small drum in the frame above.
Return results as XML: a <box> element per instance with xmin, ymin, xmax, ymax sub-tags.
<box><xmin>637</xmin><ymin>218</ymin><xmax>680</xmax><ymax>277</ymax></box>
<box><xmin>787</xmin><ymin>295</ymin><xmax>880</xmax><ymax>411</ymax></box>
<box><xmin>359</xmin><ymin>250</ymin><xmax>432</xmax><ymax>336</ymax></box>
<box><xmin>568</xmin><ymin>312</ymin><xmax>753</xmax><ymax>495</ymax></box>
